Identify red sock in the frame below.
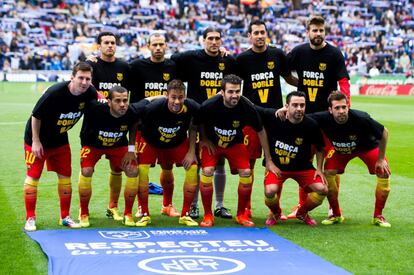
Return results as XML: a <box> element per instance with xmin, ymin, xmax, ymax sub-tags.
<box><xmin>123</xmin><ymin>177</ymin><xmax>138</xmax><ymax>216</ymax></box>
<box><xmin>200</xmin><ymin>175</ymin><xmax>213</xmax><ymax>216</ymax></box>
<box><xmin>160</xmin><ymin>170</ymin><xmax>174</xmax><ymax>206</ymax></box>
<box><xmin>298</xmin><ymin>187</ymin><xmax>307</xmax><ymax>206</ymax></box>
<box><xmin>109</xmin><ymin>172</ymin><xmax>122</xmax><ymax>209</ymax></box>
<box><xmin>237</xmin><ymin>176</ymin><xmax>252</xmax><ymax>216</ymax></box>
<box><xmin>265</xmin><ymin>195</ymin><xmax>281</xmax><ymax>215</ymax></box>
<box><xmin>24</xmin><ymin>184</ymin><xmax>37</xmax><ymax>220</ymax></box>
<box><xmin>374</xmin><ymin>178</ymin><xmax>390</xmax><ymax>216</ymax></box>
<box><xmin>58</xmin><ymin>179</ymin><xmax>72</xmax><ymax>219</ymax></box>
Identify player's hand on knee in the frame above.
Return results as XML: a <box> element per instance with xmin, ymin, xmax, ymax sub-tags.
<box><xmin>314</xmin><ymin>169</ymin><xmax>327</xmax><ymax>185</ymax></box>
<box><xmin>121</xmin><ymin>152</ymin><xmax>136</xmax><ymax>170</ymax></box>
<box><xmin>375</xmin><ymin>160</ymin><xmax>391</xmax><ymax>178</ymax></box>
<box><xmin>266</xmin><ymin>159</ymin><xmax>281</xmax><ymax>178</ymax></box>
<box><xmin>182</xmin><ymin>152</ymin><xmax>197</xmax><ymax>170</ymax></box>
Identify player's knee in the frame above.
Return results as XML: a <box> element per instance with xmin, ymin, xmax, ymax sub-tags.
<box><xmin>317</xmin><ymin>185</ymin><xmax>328</xmax><ymax>196</ymax></box>
<box><xmin>24</xmin><ymin>177</ymin><xmax>39</xmax><ymax>188</ymax></box>
<box><xmin>81</xmin><ymin>167</ymin><xmax>94</xmax><ymax>177</ymax></box>
<box><xmin>309</xmin><ymin>192</ymin><xmax>326</xmax><ymax>205</ymax></box>
<box><xmin>124</xmin><ymin>166</ymin><xmax>138</xmax><ymax>178</ymax></box>
<box><xmin>202</xmin><ymin>167</ymin><xmax>215</xmax><ymax>177</ymax></box>
<box><xmin>238</xmin><ymin>168</ymin><xmax>251</xmax><ymax>178</ymax></box>
<box><xmin>264</xmin><ymin>185</ymin><xmax>277</xmax><ymax>198</ymax></box>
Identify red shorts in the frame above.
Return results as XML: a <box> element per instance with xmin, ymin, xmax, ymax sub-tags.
<box><xmin>200</xmin><ymin>143</ymin><xmax>250</xmax><ymax>174</ymax></box>
<box><xmin>324</xmin><ymin>147</ymin><xmax>390</xmax><ymax>175</ymax></box>
<box><xmin>80</xmin><ymin>146</ymin><xmax>128</xmax><ymax>173</ymax></box>
<box><xmin>134</xmin><ymin>130</ymin><xmax>142</xmax><ymax>152</ymax></box>
<box><xmin>242</xmin><ymin>126</ymin><xmax>262</xmax><ymax>159</ymax></box>
<box><xmin>24</xmin><ymin>143</ymin><xmax>71</xmax><ymax>178</ymax></box>
<box><xmin>264</xmin><ymin>169</ymin><xmax>322</xmax><ymax>191</ymax></box>
<box><xmin>138</xmin><ymin>138</ymin><xmax>192</xmax><ymax>167</ymax></box>
<box><xmin>321</xmin><ymin>131</ymin><xmax>335</xmax><ymax>158</ymax></box>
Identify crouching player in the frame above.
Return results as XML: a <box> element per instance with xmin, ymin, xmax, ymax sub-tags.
<box><xmin>77</xmin><ymin>86</ymin><xmax>143</xmax><ymax>227</ymax></box>
<box><xmin>131</xmin><ymin>79</ymin><xmax>200</xmax><ymax>227</ymax></box>
<box><xmin>259</xmin><ymin>91</ymin><xmax>327</xmax><ymax>226</ymax></box>
<box><xmin>195</xmin><ymin>74</ymin><xmax>277</xmax><ymax>227</ymax></box>
<box><xmin>311</xmin><ymin>91</ymin><xmax>391</xmax><ymax>227</ymax></box>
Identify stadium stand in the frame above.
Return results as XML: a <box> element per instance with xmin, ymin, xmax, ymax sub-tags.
<box><xmin>0</xmin><ymin>0</ymin><xmax>413</xmax><ymax>76</ymax></box>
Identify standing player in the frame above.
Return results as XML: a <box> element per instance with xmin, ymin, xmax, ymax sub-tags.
<box><xmin>236</xmin><ymin>19</ymin><xmax>297</xmax><ymax>218</ymax></box>
<box><xmin>311</xmin><ymin>91</ymin><xmax>391</xmax><ymax>227</ymax></box>
<box><xmin>286</xmin><ymin>15</ymin><xmax>351</xmax><ymax>219</ymax></box>
<box><xmin>171</xmin><ymin>28</ymin><xmax>236</xmax><ymax>220</ymax></box>
<box><xmin>23</xmin><ymin>62</ymin><xmax>97</xmax><ymax>231</ymax></box>
<box><xmin>258</xmin><ymin>91</ymin><xmax>327</xmax><ymax>226</ymax></box>
<box><xmin>77</xmin><ymin>86</ymin><xmax>140</xmax><ymax>227</ymax></box>
<box><xmin>195</xmin><ymin>74</ymin><xmax>277</xmax><ymax>227</ymax></box>
<box><xmin>129</xmin><ymin>32</ymin><xmax>177</xmax><ymax>103</ymax></box>
<box><xmin>86</xmin><ymin>31</ymin><xmax>131</xmax><ymax>221</ymax></box>
<box><xmin>129</xmin><ymin>32</ymin><xmax>179</xmax><ymax>218</ymax></box>
<box><xmin>134</xmin><ymin>79</ymin><xmax>199</xmax><ymax>227</ymax></box>
<box><xmin>87</xmin><ymin>32</ymin><xmax>130</xmax><ymax>99</ymax></box>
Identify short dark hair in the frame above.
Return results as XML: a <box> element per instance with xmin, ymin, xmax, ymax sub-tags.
<box><xmin>248</xmin><ymin>20</ymin><xmax>267</xmax><ymax>33</ymax></box>
<box><xmin>306</xmin><ymin>15</ymin><xmax>325</xmax><ymax>30</ymax></box>
<box><xmin>72</xmin><ymin>61</ymin><xmax>93</xmax><ymax>76</ymax></box>
<box><xmin>148</xmin><ymin>32</ymin><xmax>166</xmax><ymax>45</ymax></box>
<box><xmin>328</xmin><ymin>91</ymin><xmax>347</xmax><ymax>107</ymax></box>
<box><xmin>108</xmin><ymin>86</ymin><xmax>128</xmax><ymax>100</ymax></box>
<box><xmin>220</xmin><ymin>74</ymin><xmax>242</xmax><ymax>91</ymax></box>
<box><xmin>203</xmin><ymin>27</ymin><xmax>222</xmax><ymax>39</ymax></box>
<box><xmin>286</xmin><ymin>91</ymin><xmax>306</xmax><ymax>104</ymax></box>
<box><xmin>167</xmin><ymin>79</ymin><xmax>186</xmax><ymax>93</ymax></box>
<box><xmin>97</xmin><ymin>31</ymin><xmax>117</xmax><ymax>44</ymax></box>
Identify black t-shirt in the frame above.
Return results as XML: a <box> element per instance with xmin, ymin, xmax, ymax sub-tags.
<box><xmin>236</xmin><ymin>47</ymin><xmax>289</xmax><ymax>108</ymax></box>
<box><xmin>310</xmin><ymin>109</ymin><xmax>384</xmax><ymax>154</ymax></box>
<box><xmin>87</xmin><ymin>57</ymin><xmax>130</xmax><ymax>98</ymax></box>
<box><xmin>195</xmin><ymin>95</ymin><xmax>262</xmax><ymax>148</ymax></box>
<box><xmin>138</xmin><ymin>98</ymin><xmax>200</xmax><ymax>149</ymax></box>
<box><xmin>24</xmin><ymin>81</ymin><xmax>97</xmax><ymax>148</ymax></box>
<box><xmin>129</xmin><ymin>58</ymin><xmax>177</xmax><ymax>103</ymax></box>
<box><xmin>259</xmin><ymin>107</ymin><xmax>324</xmax><ymax>171</ymax></box>
<box><xmin>79</xmin><ymin>101</ymin><xmax>143</xmax><ymax>148</ymax></box>
<box><xmin>288</xmin><ymin>43</ymin><xmax>349</xmax><ymax>113</ymax></box>
<box><xmin>171</xmin><ymin>49</ymin><xmax>236</xmax><ymax>103</ymax></box>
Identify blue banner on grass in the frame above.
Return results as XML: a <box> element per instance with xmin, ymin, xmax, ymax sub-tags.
<box><xmin>27</xmin><ymin>228</ymin><xmax>350</xmax><ymax>275</ymax></box>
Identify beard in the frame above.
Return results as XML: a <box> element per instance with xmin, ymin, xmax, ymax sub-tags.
<box><xmin>310</xmin><ymin>36</ymin><xmax>324</xmax><ymax>47</ymax></box>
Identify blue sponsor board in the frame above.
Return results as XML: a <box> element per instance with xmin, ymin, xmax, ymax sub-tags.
<box><xmin>27</xmin><ymin>228</ymin><xmax>350</xmax><ymax>275</ymax></box>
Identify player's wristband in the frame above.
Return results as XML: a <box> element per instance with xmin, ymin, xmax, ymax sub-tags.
<box><xmin>128</xmin><ymin>145</ymin><xmax>135</xmax><ymax>152</ymax></box>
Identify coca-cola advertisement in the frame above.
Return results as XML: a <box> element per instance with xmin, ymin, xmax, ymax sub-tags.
<box><xmin>360</xmin><ymin>85</ymin><xmax>414</xmax><ymax>96</ymax></box>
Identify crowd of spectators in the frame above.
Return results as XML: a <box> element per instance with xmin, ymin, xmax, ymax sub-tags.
<box><xmin>0</xmin><ymin>0</ymin><xmax>413</xmax><ymax>77</ymax></box>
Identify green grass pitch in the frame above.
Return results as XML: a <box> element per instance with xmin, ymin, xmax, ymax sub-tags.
<box><xmin>0</xmin><ymin>82</ymin><xmax>413</xmax><ymax>274</ymax></box>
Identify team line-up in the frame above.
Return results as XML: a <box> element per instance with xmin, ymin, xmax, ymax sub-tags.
<box><xmin>22</xmin><ymin>16</ymin><xmax>391</xmax><ymax>231</ymax></box>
